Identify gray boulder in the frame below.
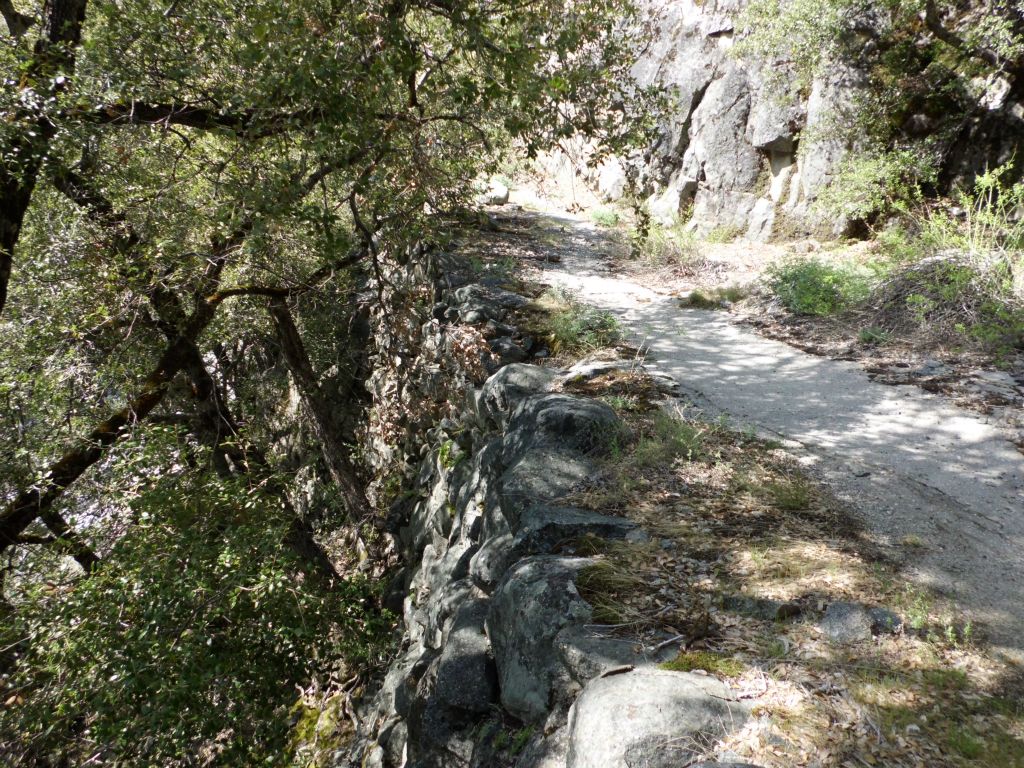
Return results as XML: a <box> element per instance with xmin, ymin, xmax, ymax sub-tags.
<box><xmin>597</xmin><ymin>157</ymin><xmax>628</xmax><ymax>201</ymax></box>
<box><xmin>469</xmin><ymin>506</ymin><xmax>636</xmax><ymax>590</ymax></box>
<box><xmin>555</xmin><ymin>624</ymin><xmax>676</xmax><ymax>684</ymax></box>
<box><xmin>478</xmin><ymin>363</ymin><xmax>556</xmax><ymax>428</ymax></box>
<box><xmin>481</xmin><ymin>180</ymin><xmax>510</xmax><ymax>205</ymax></box>
<box><xmin>566</xmin><ymin>668</ymin><xmax>750</xmax><ymax>768</ymax></box>
<box><xmin>516</xmin><ymin>726</ymin><xmax>570</xmax><ymax>768</ymax></box>
<box><xmin>489</xmin><ymin>336</ymin><xmax>528</xmax><ymax>365</ymax></box>
<box><xmin>468</xmin><ymin>533</ymin><xmax>516</xmax><ymax>590</ymax></box>
<box><xmin>453</xmin><ymin>283</ymin><xmax>528</xmax><ymax>310</ymax></box>
<box><xmin>517</xmin><ymin>504</ymin><xmax>636</xmax><ymax>546</ymax></box>
<box><xmin>819</xmin><ymin>601</ymin><xmax>903</xmax><ymax>643</ymax></box>
<box><xmin>486</xmin><ymin>556</ymin><xmax>594</xmax><ymax>722</ymax></box>
<box><xmin>502</xmin><ymin>393</ymin><xmax>619</xmax><ymax>462</ymax></box>
<box><xmin>557</xmin><ymin>357</ymin><xmax>633</xmax><ymax>384</ymax></box>
<box><xmin>500</xmin><ymin>448</ymin><xmax>598</xmax><ymax>527</ymax></box>
<box><xmin>433</xmin><ymin>598</ymin><xmax>499</xmax><ymax>714</ymax></box>
<box><xmin>404</xmin><ymin>599</ymin><xmax>499</xmax><ymax>766</ymax></box>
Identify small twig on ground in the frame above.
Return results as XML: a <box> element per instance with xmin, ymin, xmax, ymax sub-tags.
<box><xmin>738</xmin><ymin>668</ymin><xmax>770</xmax><ymax>700</ymax></box>
<box><xmin>647</xmin><ymin>633</ymin><xmax>687</xmax><ymax>653</ymax></box>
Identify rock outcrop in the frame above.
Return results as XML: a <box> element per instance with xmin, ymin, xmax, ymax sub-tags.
<box><xmin>591</xmin><ymin>0</ymin><xmax>1024</xmax><ymax>241</ymax></box>
<box><xmin>617</xmin><ymin>0</ymin><xmax>858</xmax><ymax>240</ymax></box>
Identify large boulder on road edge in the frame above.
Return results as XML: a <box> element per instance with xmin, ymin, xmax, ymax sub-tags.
<box><xmin>566</xmin><ymin>668</ymin><xmax>749</xmax><ymax>768</ymax></box>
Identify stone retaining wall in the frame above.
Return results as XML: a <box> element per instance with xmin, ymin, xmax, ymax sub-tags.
<box><xmin>340</xmin><ymin>353</ymin><xmax>752</xmax><ymax>768</ymax></box>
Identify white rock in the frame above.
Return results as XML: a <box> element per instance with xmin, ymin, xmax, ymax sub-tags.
<box><xmin>566</xmin><ymin>668</ymin><xmax>749</xmax><ymax>768</ymax></box>
<box><xmin>596</xmin><ymin>157</ymin><xmax>627</xmax><ymax>201</ymax></box>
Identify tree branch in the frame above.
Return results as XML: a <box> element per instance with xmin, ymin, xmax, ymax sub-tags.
<box><xmin>78</xmin><ymin>102</ymin><xmax>321</xmax><ymax>137</ymax></box>
<box><xmin>923</xmin><ymin>0</ymin><xmax>1005</xmax><ymax>71</ymax></box>
<box><xmin>0</xmin><ymin>0</ymin><xmax>34</xmax><ymax>38</ymax></box>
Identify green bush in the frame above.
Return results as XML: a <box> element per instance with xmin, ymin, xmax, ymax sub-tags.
<box><xmin>545</xmin><ymin>289</ymin><xmax>622</xmax><ymax>352</ymax></box>
<box><xmin>681</xmin><ymin>285</ymin><xmax>748</xmax><ymax>309</ymax></box>
<box><xmin>921</xmin><ymin>165</ymin><xmax>1024</xmax><ymax>300</ymax></box>
<box><xmin>0</xmin><ymin>472</ymin><xmax>393</xmax><ymax>767</ymax></box>
<box><xmin>858</xmin><ymin>326</ymin><xmax>892</xmax><ymax>345</ymax></box>
<box><xmin>632</xmin><ymin>220</ymin><xmax>700</xmax><ymax>268</ymax></box>
<box><xmin>818</xmin><ymin>149</ymin><xmax>937</xmax><ymax>222</ymax></box>
<box><xmin>704</xmin><ymin>224</ymin><xmax>744</xmax><ymax>244</ymax></box>
<box><xmin>766</xmin><ymin>258</ymin><xmax>873</xmax><ymax>315</ymax></box>
<box><xmin>590</xmin><ymin>207</ymin><xmax>621</xmax><ymax>228</ymax></box>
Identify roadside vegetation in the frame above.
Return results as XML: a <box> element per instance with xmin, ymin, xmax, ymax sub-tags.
<box><xmin>761</xmin><ymin>168</ymin><xmax>1024</xmax><ymax>363</ymax></box>
<box><xmin>515</xmin><ymin>286</ymin><xmax>625</xmax><ymax>357</ymax></box>
<box><xmin>0</xmin><ymin>0</ymin><xmax>659</xmax><ymax>764</ymax></box>
<box><xmin>558</xmin><ymin>368</ymin><xmax>1024</xmax><ymax>768</ymax></box>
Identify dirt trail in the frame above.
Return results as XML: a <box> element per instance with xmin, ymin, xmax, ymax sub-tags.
<box><xmin>527</xmin><ymin>210</ymin><xmax>1024</xmax><ymax>662</ymax></box>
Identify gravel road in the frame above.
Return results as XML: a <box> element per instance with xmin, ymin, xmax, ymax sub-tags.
<box><xmin>532</xmin><ymin>211</ymin><xmax>1024</xmax><ymax>662</ymax></box>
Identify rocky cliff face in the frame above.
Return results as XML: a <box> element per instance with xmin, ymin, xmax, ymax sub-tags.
<box><xmin>593</xmin><ymin>0</ymin><xmax>857</xmax><ymax>240</ymax></box>
<box><xmin>594</xmin><ymin>0</ymin><xmax>1024</xmax><ymax>241</ymax></box>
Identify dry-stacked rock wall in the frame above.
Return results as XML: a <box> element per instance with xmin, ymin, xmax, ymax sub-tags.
<box><xmin>341</xmin><ymin>358</ymin><xmax>753</xmax><ymax>768</ymax></box>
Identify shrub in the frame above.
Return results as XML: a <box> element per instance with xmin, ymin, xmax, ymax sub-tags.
<box><xmin>0</xmin><ymin>472</ymin><xmax>393</xmax><ymax>767</ymax></box>
<box><xmin>631</xmin><ymin>410</ymin><xmax>707</xmax><ymax>466</ymax></box>
<box><xmin>704</xmin><ymin>224</ymin><xmax>744</xmax><ymax>243</ymax></box>
<box><xmin>818</xmin><ymin>149</ymin><xmax>938</xmax><ymax>222</ymax></box>
<box><xmin>919</xmin><ymin>165</ymin><xmax>1024</xmax><ymax>301</ymax></box>
<box><xmin>544</xmin><ymin>288</ymin><xmax>623</xmax><ymax>352</ymax></box>
<box><xmin>766</xmin><ymin>258</ymin><xmax>873</xmax><ymax>315</ymax></box>
<box><xmin>590</xmin><ymin>207</ymin><xmax>620</xmax><ymax>228</ymax></box>
<box><xmin>633</xmin><ymin>220</ymin><xmax>701</xmax><ymax>268</ymax></box>
<box><xmin>858</xmin><ymin>326</ymin><xmax>892</xmax><ymax>345</ymax></box>
<box><xmin>681</xmin><ymin>286</ymin><xmax>748</xmax><ymax>309</ymax></box>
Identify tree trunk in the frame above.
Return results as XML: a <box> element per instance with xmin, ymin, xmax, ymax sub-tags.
<box><xmin>180</xmin><ymin>344</ymin><xmax>341</xmax><ymax>581</ymax></box>
<box><xmin>268</xmin><ymin>298</ymin><xmax>373</xmax><ymax>522</ymax></box>
<box><xmin>0</xmin><ymin>0</ymin><xmax>88</xmax><ymax>318</ymax></box>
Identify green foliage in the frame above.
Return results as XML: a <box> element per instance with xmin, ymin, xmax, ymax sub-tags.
<box><xmin>762</xmin><ymin>478</ymin><xmax>815</xmax><ymax>511</ymax></box>
<box><xmin>858</xmin><ymin>165</ymin><xmax>1024</xmax><ymax>354</ymax></box>
<box><xmin>917</xmin><ymin>165</ymin><xmax>1024</xmax><ymax>298</ymax></box>
<box><xmin>947</xmin><ymin>726</ymin><xmax>985</xmax><ymax>759</ymax></box>
<box><xmin>704</xmin><ymin>225</ymin><xmax>745</xmax><ymax>244</ymax></box>
<box><xmin>0</xmin><ymin>471</ymin><xmax>392</xmax><ymax>766</ymax></box>
<box><xmin>633</xmin><ymin>410</ymin><xmax>707</xmax><ymax>465</ymax></box>
<box><xmin>818</xmin><ymin>149</ymin><xmax>938</xmax><ymax>221</ymax></box>
<box><xmin>590</xmin><ymin>207</ymin><xmax>621</xmax><ymax>228</ymax></box>
<box><xmin>543</xmin><ymin>288</ymin><xmax>623</xmax><ymax>353</ymax></box>
<box><xmin>509</xmin><ymin>726</ymin><xmax>534</xmax><ymax>755</ymax></box>
<box><xmin>734</xmin><ymin>0</ymin><xmax>853</xmax><ymax>89</ymax></box>
<box><xmin>766</xmin><ymin>258</ymin><xmax>873</xmax><ymax>315</ymax></box>
<box><xmin>438</xmin><ymin>439</ymin><xmax>465</xmax><ymax>470</ymax></box>
<box><xmin>601</xmin><ymin>393</ymin><xmax>645</xmax><ymax>413</ymax></box>
<box><xmin>858</xmin><ymin>326</ymin><xmax>892</xmax><ymax>345</ymax></box>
